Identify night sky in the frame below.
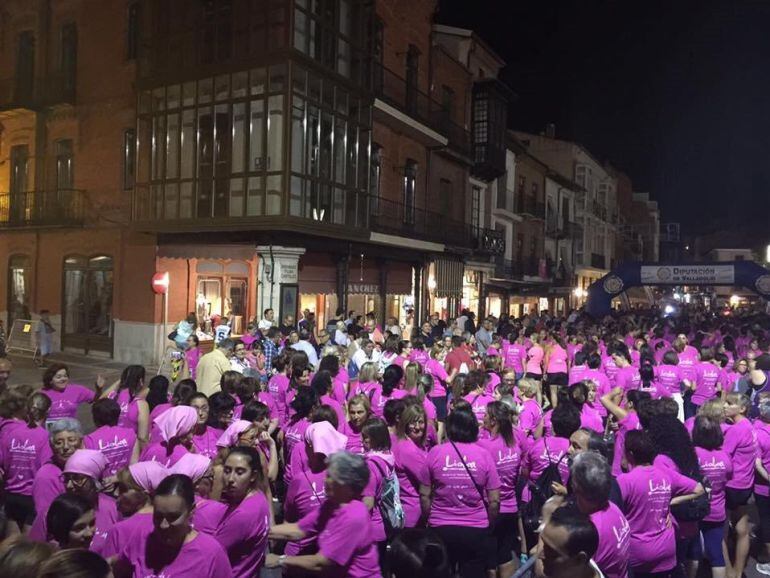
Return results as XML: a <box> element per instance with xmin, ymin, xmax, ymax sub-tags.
<box><xmin>438</xmin><ymin>0</ymin><xmax>770</xmax><ymax>233</ymax></box>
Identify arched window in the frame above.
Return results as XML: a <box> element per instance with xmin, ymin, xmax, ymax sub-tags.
<box><xmin>62</xmin><ymin>255</ymin><xmax>114</xmax><ymax>353</ymax></box>
<box><xmin>7</xmin><ymin>255</ymin><xmax>31</xmax><ymax>329</ymax></box>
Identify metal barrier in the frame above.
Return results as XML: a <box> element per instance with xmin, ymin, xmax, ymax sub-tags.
<box><xmin>513</xmin><ymin>555</ymin><xmax>537</xmax><ymax>578</ymax></box>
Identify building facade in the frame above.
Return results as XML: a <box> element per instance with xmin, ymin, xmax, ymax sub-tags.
<box><xmin>0</xmin><ymin>0</ymin><xmax>503</xmax><ymax>364</ymax></box>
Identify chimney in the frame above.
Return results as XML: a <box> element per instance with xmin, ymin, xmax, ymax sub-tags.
<box><xmin>545</xmin><ymin>123</ymin><xmax>556</xmax><ymax>139</ymax></box>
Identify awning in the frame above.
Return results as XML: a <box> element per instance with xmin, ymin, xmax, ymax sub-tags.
<box><xmin>386</xmin><ymin>262</ymin><xmax>414</xmax><ymax>295</ymax></box>
<box><xmin>434</xmin><ymin>258</ymin><xmax>464</xmax><ymax>299</ymax></box>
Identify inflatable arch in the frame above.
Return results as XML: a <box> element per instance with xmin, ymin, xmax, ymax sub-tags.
<box><xmin>585</xmin><ymin>261</ymin><xmax>770</xmax><ymax>318</ymax></box>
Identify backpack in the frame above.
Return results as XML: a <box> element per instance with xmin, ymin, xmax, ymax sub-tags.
<box><xmin>371</xmin><ymin>459</ymin><xmax>405</xmax><ymax>539</ymax></box>
<box><xmin>521</xmin><ymin>440</ymin><xmax>567</xmax><ymax>535</ymax></box>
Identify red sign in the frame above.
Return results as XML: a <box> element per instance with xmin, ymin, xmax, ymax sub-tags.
<box><xmin>151</xmin><ymin>272</ymin><xmax>170</xmax><ymax>294</ymax></box>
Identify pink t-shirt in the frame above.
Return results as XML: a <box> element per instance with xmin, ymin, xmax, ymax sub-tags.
<box><xmin>546</xmin><ymin>345</ymin><xmax>568</xmax><ymax>374</ymax></box>
<box><xmin>284</xmin><ymin>465</ymin><xmax>326</xmax><ymax>556</ymax></box>
<box><xmin>723</xmin><ymin>418</ymin><xmax>758</xmax><ymax>490</ymax></box>
<box><xmin>478</xmin><ymin>435</ymin><xmax>521</xmax><ymax>514</ymax></box>
<box><xmin>693</xmin><ymin>362</ymin><xmax>721</xmax><ymax>406</ymax></box>
<box><xmin>583</xmin><ymin>369</ymin><xmax>611</xmax><ymax>417</ymax></box>
<box><xmin>214</xmin><ymin>492</ymin><xmax>270</xmax><ymax>578</ymax></box>
<box><xmin>602</xmin><ymin>356</ymin><xmax>619</xmax><ymax>386</ymax></box>
<box><xmin>257</xmin><ymin>391</ymin><xmax>279</xmax><ymax>423</ymax></box>
<box><xmin>521</xmin><ymin>436</ymin><xmax>569</xmax><ymax>502</ymax></box>
<box><xmin>569</xmin><ymin>364</ymin><xmax>589</xmax><ymax>385</ymax></box>
<box><xmin>193</xmin><ymin>496</ymin><xmax>228</xmax><ymax>535</ymax></box>
<box><xmin>120</xmin><ymin>524</ymin><xmax>231</xmax><ymax>577</ymax></box>
<box><xmin>526</xmin><ymin>345</ymin><xmax>544</xmax><ymax>375</ymax></box>
<box><xmin>186</xmin><ymin>347</ymin><xmax>202</xmax><ymax>379</ymax></box>
<box><xmin>42</xmin><ymin>384</ymin><xmax>95</xmax><ymax>421</ymax></box>
<box><xmin>284</xmin><ymin>417</ymin><xmax>311</xmax><ymax>463</ymax></box>
<box><xmin>503</xmin><ymin>343</ymin><xmax>527</xmax><ymax>373</ymax></box>
<box><xmin>420</xmin><ymin>441</ymin><xmax>500</xmax><ymax>528</ymax></box>
<box><xmin>484</xmin><ymin>372</ymin><xmax>501</xmax><ymax>396</ymax></box>
<box><xmin>298</xmin><ymin>500</ymin><xmax>382</xmax><ymax>578</ymax></box>
<box><xmin>695</xmin><ymin>447</ymin><xmax>733</xmax><ymax>521</ymax></box>
<box><xmin>652</xmin><ymin>365</ymin><xmax>678</xmax><ymax>397</ymax></box>
<box><xmin>84</xmin><ymin>425</ymin><xmax>137</xmax><ymax>476</ymax></box>
<box><xmin>518</xmin><ymin>399</ymin><xmax>542</xmax><ymax>436</ymax></box>
<box><xmin>590</xmin><ymin>501</ymin><xmax>631</xmax><ymax>578</ymax></box>
<box><xmin>320</xmin><ymin>394</ymin><xmax>347</xmax><ymax>427</ymax></box>
<box><xmin>0</xmin><ymin>421</ymin><xmax>52</xmax><ymax>495</ymax></box>
<box><xmin>462</xmin><ymin>392</ymin><xmax>496</xmax><ymax>424</ymax></box>
<box><xmin>612</xmin><ymin>412</ymin><xmax>640</xmax><ymax>476</ymax></box>
<box><xmin>103</xmin><ymin>511</ymin><xmax>153</xmax><ymax>558</ymax></box>
<box><xmin>364</xmin><ymin>452</ymin><xmax>394</xmax><ymax>542</ymax></box>
<box><xmin>615</xmin><ymin>366</ymin><xmax>641</xmax><ymax>392</ymax></box>
<box><xmin>343</xmin><ymin>423</ymin><xmax>365</xmax><ymax>455</ymax></box>
<box><xmin>139</xmin><ymin>441</ymin><xmax>190</xmax><ymax>467</ymax></box>
<box><xmin>755</xmin><ymin>421</ymin><xmax>770</xmax><ymax>497</ymax></box>
<box><xmin>580</xmin><ymin>403</ymin><xmax>604</xmax><ymax>433</ymax></box>
<box><xmin>267</xmin><ymin>373</ymin><xmax>290</xmax><ymax>425</ymax></box>
<box><xmin>409</xmin><ymin>349</ymin><xmax>430</xmax><ymax>367</ymax></box>
<box><xmin>423</xmin><ymin>358</ymin><xmax>449</xmax><ymax>398</ymax></box>
<box><xmin>108</xmin><ymin>389</ymin><xmax>141</xmax><ymax>431</ymax></box>
<box><xmin>192</xmin><ymin>426</ymin><xmax>222</xmax><ymax>459</ymax></box>
<box><xmin>617</xmin><ymin>464</ymin><xmax>698</xmax><ymax>573</ymax></box>
<box><xmin>32</xmin><ymin>462</ymin><xmax>64</xmax><ymax>514</ymax></box>
<box><xmin>393</xmin><ymin>437</ymin><xmax>427</xmax><ymax>528</ymax></box>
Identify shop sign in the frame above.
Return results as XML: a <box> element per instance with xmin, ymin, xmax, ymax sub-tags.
<box><xmin>281</xmin><ymin>263</ymin><xmax>298</xmax><ymax>283</ymax></box>
<box><xmin>348</xmin><ymin>282</ymin><xmax>380</xmax><ymax>294</ymax></box>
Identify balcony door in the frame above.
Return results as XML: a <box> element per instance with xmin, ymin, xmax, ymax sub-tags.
<box><xmin>62</xmin><ymin>255</ymin><xmax>114</xmax><ymax>354</ymax></box>
<box><xmin>9</xmin><ymin>145</ymin><xmax>29</xmax><ymax>224</ymax></box>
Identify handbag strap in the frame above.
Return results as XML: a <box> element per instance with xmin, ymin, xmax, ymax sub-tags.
<box><xmin>448</xmin><ymin>440</ymin><xmax>488</xmax><ymax>509</ymax></box>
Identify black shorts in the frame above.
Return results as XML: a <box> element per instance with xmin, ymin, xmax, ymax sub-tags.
<box><xmin>546</xmin><ymin>372</ymin><xmax>568</xmax><ymax>386</ymax></box>
<box><xmin>4</xmin><ymin>492</ymin><xmax>35</xmax><ymax>528</ymax></box>
<box><xmin>433</xmin><ymin>525</ymin><xmax>496</xmax><ymax>574</ymax></box>
<box><xmin>493</xmin><ymin>512</ymin><xmax>520</xmax><ymax>565</ymax></box>
<box><xmin>756</xmin><ymin>494</ymin><xmax>770</xmax><ymax>542</ymax></box>
<box><xmin>431</xmin><ymin>395</ymin><xmax>448</xmax><ymax>421</ymax></box>
<box><xmin>725</xmin><ymin>487</ymin><xmax>752</xmax><ymax>510</ymax></box>
<box><xmin>524</xmin><ymin>372</ymin><xmax>542</xmax><ymax>380</ymax></box>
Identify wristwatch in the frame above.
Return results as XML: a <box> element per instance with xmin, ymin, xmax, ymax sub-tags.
<box><xmin>278</xmin><ymin>555</ymin><xmax>287</xmax><ymax>568</ymax></box>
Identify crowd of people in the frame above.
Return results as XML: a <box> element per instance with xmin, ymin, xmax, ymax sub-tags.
<box><xmin>0</xmin><ymin>303</ymin><xmax>768</xmax><ymax>578</ymax></box>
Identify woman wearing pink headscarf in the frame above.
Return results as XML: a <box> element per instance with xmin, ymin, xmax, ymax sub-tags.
<box><xmin>283</xmin><ymin>421</ymin><xmax>347</xmax><ymax>563</ymax></box>
<box><xmin>102</xmin><ymin>461</ymin><xmax>169</xmax><ymax>559</ymax></box>
<box><xmin>171</xmin><ymin>452</ymin><xmax>225</xmax><ymax>535</ymax></box>
<box><xmin>30</xmin><ymin>449</ymin><xmax>119</xmax><ymax>555</ymax></box>
<box><xmin>139</xmin><ymin>406</ymin><xmax>198</xmax><ymax>467</ymax></box>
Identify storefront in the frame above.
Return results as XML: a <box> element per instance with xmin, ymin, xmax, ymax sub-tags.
<box><xmin>427</xmin><ymin>258</ymin><xmax>464</xmax><ymax>321</ymax></box>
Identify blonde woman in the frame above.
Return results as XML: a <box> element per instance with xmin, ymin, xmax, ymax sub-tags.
<box><xmin>349</xmin><ymin>361</ymin><xmax>379</xmax><ymax>399</ymax></box>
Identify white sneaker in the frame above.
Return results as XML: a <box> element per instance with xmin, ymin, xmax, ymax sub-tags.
<box><xmin>757</xmin><ymin>562</ymin><xmax>770</xmax><ymax>576</ymax></box>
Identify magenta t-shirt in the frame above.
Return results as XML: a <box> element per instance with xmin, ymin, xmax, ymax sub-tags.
<box><xmin>320</xmin><ymin>394</ymin><xmax>346</xmax><ymax>427</ymax></box>
<box><xmin>192</xmin><ymin>426</ymin><xmax>222</xmax><ymax>459</ymax></box>
<box><xmin>569</xmin><ymin>364</ymin><xmax>589</xmax><ymax>385</ymax></box>
<box><xmin>612</xmin><ymin>412</ymin><xmax>640</xmax><ymax>476</ymax></box>
<box><xmin>420</xmin><ymin>441</ymin><xmax>500</xmax><ymax>528</ymax></box>
<box><xmin>503</xmin><ymin>343</ymin><xmax>526</xmax><ymax>373</ymax></box>
<box><xmin>693</xmin><ymin>362</ymin><xmax>721</xmax><ymax>406</ymax></box>
<box><xmin>755</xmin><ymin>421</ymin><xmax>770</xmax><ymax>497</ymax></box>
<box><xmin>615</xmin><ymin>366</ymin><xmax>641</xmax><ymax>392</ymax></box>
<box><xmin>103</xmin><ymin>511</ymin><xmax>153</xmax><ymax>558</ymax></box>
<box><xmin>108</xmin><ymin>389</ymin><xmax>141</xmax><ymax>431</ymax></box>
<box><xmin>32</xmin><ymin>462</ymin><xmax>64</xmax><ymax>514</ymax></box>
<box><xmin>298</xmin><ymin>500</ymin><xmax>382</xmax><ymax>578</ymax></box>
<box><xmin>284</xmin><ymin>465</ymin><xmax>326</xmax><ymax>556</ymax></box>
<box><xmin>193</xmin><ymin>496</ymin><xmax>228</xmax><ymax>535</ymax></box>
<box><xmin>655</xmin><ymin>364</ymin><xmax>683</xmax><ymax>397</ymax></box>
<box><xmin>518</xmin><ymin>399</ymin><xmax>542</xmax><ymax>436</ymax></box>
<box><xmin>84</xmin><ymin>425</ymin><xmax>137</xmax><ymax>476</ymax></box>
<box><xmin>580</xmin><ymin>403</ymin><xmax>604</xmax><ymax>433</ymax></box>
<box><xmin>284</xmin><ymin>418</ymin><xmax>311</xmax><ymax>462</ymax></box>
<box><xmin>583</xmin><ymin>369</ymin><xmax>611</xmax><ymax>417</ymax></box>
<box><xmin>393</xmin><ymin>437</ymin><xmax>427</xmax><ymax>528</ymax></box>
<box><xmin>521</xmin><ymin>436</ymin><xmax>569</xmax><ymax>502</ymax></box>
<box><xmin>364</xmin><ymin>452</ymin><xmax>394</xmax><ymax>542</ymax></box>
<box><xmin>267</xmin><ymin>373</ymin><xmax>290</xmax><ymax>425</ymax></box>
<box><xmin>214</xmin><ymin>492</ymin><xmax>270</xmax><ymax>578</ymax></box>
<box><xmin>723</xmin><ymin>418</ymin><xmax>758</xmax><ymax>490</ymax></box>
<box><xmin>120</xmin><ymin>524</ymin><xmax>232</xmax><ymax>577</ymax></box>
<box><xmin>0</xmin><ymin>420</ymin><xmax>53</xmax><ymax>495</ymax></box>
<box><xmin>42</xmin><ymin>384</ymin><xmax>95</xmax><ymax>421</ymax></box>
<box><xmin>695</xmin><ymin>447</ymin><xmax>733</xmax><ymax>521</ymax></box>
<box><xmin>618</xmin><ymin>464</ymin><xmax>697</xmax><ymax>573</ymax></box>
<box><xmin>546</xmin><ymin>345</ymin><xmax>568</xmax><ymax>373</ymax></box>
<box><xmin>423</xmin><ymin>358</ymin><xmax>449</xmax><ymax>398</ymax></box>
<box><xmin>478</xmin><ymin>435</ymin><xmax>520</xmax><ymax>513</ymax></box>
<box><xmin>590</xmin><ymin>501</ymin><xmax>630</xmax><ymax>578</ymax></box>
<box><xmin>462</xmin><ymin>393</ymin><xmax>495</xmax><ymax>424</ymax></box>
<box><xmin>343</xmin><ymin>423</ymin><xmax>365</xmax><ymax>455</ymax></box>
